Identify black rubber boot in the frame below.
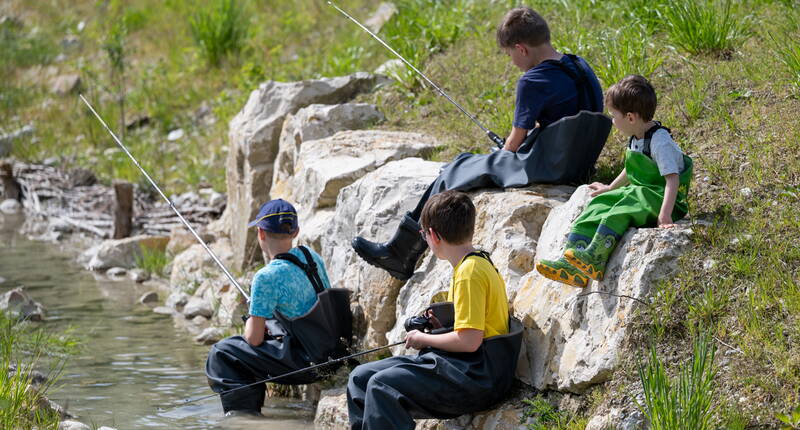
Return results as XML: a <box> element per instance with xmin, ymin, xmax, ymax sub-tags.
<box><xmin>351</xmin><ymin>213</ymin><xmax>428</xmax><ymax>281</ymax></box>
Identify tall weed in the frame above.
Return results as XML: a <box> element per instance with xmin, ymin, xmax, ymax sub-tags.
<box><xmin>189</xmin><ymin>0</ymin><xmax>249</xmax><ymax>67</ymax></box>
<box><xmin>769</xmin><ymin>16</ymin><xmax>800</xmax><ymax>90</ymax></box>
<box><xmin>136</xmin><ymin>244</ymin><xmax>171</xmax><ymax>277</ymax></box>
<box><xmin>638</xmin><ymin>333</ymin><xmax>717</xmax><ymax>430</ymax></box>
<box><xmin>662</xmin><ymin>0</ymin><xmax>750</xmax><ymax>56</ymax></box>
<box><xmin>591</xmin><ymin>25</ymin><xmax>664</xmax><ymax>87</ymax></box>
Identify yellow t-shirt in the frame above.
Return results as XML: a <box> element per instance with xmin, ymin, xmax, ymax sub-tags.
<box><xmin>447</xmin><ymin>254</ymin><xmax>509</xmax><ymax>339</ymax></box>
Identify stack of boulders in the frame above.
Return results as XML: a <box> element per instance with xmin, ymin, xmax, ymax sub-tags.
<box><xmin>77</xmin><ymin>70</ymin><xmax>692</xmax><ymax>428</ymax></box>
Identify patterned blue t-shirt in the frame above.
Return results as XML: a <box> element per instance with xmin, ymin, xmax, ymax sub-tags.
<box><xmin>249</xmin><ymin>247</ymin><xmax>331</xmax><ymax>319</ymax></box>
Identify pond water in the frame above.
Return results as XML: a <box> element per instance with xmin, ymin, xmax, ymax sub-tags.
<box><xmin>0</xmin><ymin>214</ymin><xmax>314</xmax><ymax>429</ymax></box>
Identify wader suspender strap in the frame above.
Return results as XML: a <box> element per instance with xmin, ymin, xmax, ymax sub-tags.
<box><xmin>628</xmin><ymin>121</ymin><xmax>671</xmax><ymax>158</ymax></box>
<box><xmin>543</xmin><ymin>54</ymin><xmax>597</xmax><ymax>112</ymax></box>
<box><xmin>273</xmin><ymin>246</ymin><xmax>325</xmax><ymax>294</ymax></box>
<box><xmin>465</xmin><ymin>251</ymin><xmax>499</xmax><ymax>274</ymax></box>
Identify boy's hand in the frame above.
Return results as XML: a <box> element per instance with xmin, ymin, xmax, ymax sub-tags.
<box><xmin>658</xmin><ymin>213</ymin><xmax>675</xmax><ymax>228</ymax></box>
<box><xmin>588</xmin><ymin>182</ymin><xmax>611</xmax><ymax>196</ymax></box>
<box><xmin>405</xmin><ymin>330</ymin><xmax>428</xmax><ymax>350</ymax></box>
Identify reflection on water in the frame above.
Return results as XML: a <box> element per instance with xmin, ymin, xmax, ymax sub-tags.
<box><xmin>0</xmin><ymin>214</ymin><xmax>313</xmax><ymax>429</ymax></box>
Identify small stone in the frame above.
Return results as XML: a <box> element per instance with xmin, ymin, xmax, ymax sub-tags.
<box><xmin>50</xmin><ymin>73</ymin><xmax>82</xmax><ymax>95</ymax></box>
<box><xmin>106</xmin><ymin>267</ymin><xmax>127</xmax><ymax>278</ymax></box>
<box><xmin>703</xmin><ymin>176</ymin><xmax>710</xmax><ymax>182</ymax></box>
<box><xmin>60</xmin><ymin>35</ymin><xmax>81</xmax><ymax>50</ymax></box>
<box><xmin>208</xmin><ymin>191</ymin><xmax>225</xmax><ymax>209</ymax></box>
<box><xmin>167</xmin><ymin>128</ymin><xmax>184</xmax><ymax>141</ymax></box>
<box><xmin>43</xmin><ymin>156</ymin><xmax>59</xmax><ymax>166</ymax></box>
<box><xmin>702</xmin><ymin>258</ymin><xmax>716</xmax><ymax>270</ymax></box>
<box><xmin>129</xmin><ymin>268</ymin><xmax>151</xmax><ymax>283</ymax></box>
<box><xmin>166</xmin><ymin>292</ymin><xmax>190</xmax><ymax>310</ymax></box>
<box><xmin>77</xmin><ymin>21</ymin><xmax>85</xmax><ymax>32</ymax></box>
<box><xmin>153</xmin><ymin>306</ymin><xmax>174</xmax><ymax>315</ymax></box>
<box><xmin>59</xmin><ymin>420</ymin><xmax>91</xmax><ymax>430</ymax></box>
<box><xmin>183</xmin><ymin>297</ymin><xmax>213</xmax><ymax>319</ymax></box>
<box><xmin>374</xmin><ymin>59</ymin><xmax>405</xmax><ymax>77</ymax></box>
<box><xmin>195</xmin><ymin>327</ymin><xmax>225</xmax><ymax>345</ymax></box>
<box><xmin>0</xmin><ymin>199</ymin><xmax>22</xmax><ymax>214</ymax></box>
<box><xmin>49</xmin><ymin>218</ymin><xmax>73</xmax><ymax>233</ymax></box>
<box><xmin>739</xmin><ymin>187</ymin><xmax>752</xmax><ymax>198</ymax></box>
<box><xmin>139</xmin><ymin>291</ymin><xmax>159</xmax><ymax>304</ymax></box>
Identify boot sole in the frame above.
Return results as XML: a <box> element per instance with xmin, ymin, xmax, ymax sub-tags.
<box><xmin>351</xmin><ymin>240</ymin><xmax>412</xmax><ymax>281</ymax></box>
<box><xmin>563</xmin><ymin>250</ymin><xmax>604</xmax><ymax>281</ymax></box>
<box><xmin>535</xmin><ymin>262</ymin><xmax>588</xmax><ymax>288</ymax></box>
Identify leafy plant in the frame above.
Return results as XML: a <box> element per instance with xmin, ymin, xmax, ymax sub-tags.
<box><xmin>778</xmin><ymin>405</ymin><xmax>800</xmax><ymax>430</ymax></box>
<box><xmin>189</xmin><ymin>0</ymin><xmax>249</xmax><ymax>67</ymax></box>
<box><xmin>521</xmin><ymin>396</ymin><xmax>585</xmax><ymax>430</ymax></box>
<box><xmin>770</xmin><ymin>18</ymin><xmax>800</xmax><ymax>90</ymax></box>
<box><xmin>638</xmin><ymin>333</ymin><xmax>717</xmax><ymax>430</ymax></box>
<box><xmin>591</xmin><ymin>24</ymin><xmax>665</xmax><ymax>87</ymax></box>
<box><xmin>662</xmin><ymin>0</ymin><xmax>751</xmax><ymax>56</ymax></box>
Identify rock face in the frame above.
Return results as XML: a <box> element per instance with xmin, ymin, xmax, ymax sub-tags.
<box><xmin>82</xmin><ymin>235</ymin><xmax>169</xmax><ymax>270</ymax></box>
<box><xmin>306</xmin><ymin>157</ymin><xmax>443</xmax><ymax>347</ymax></box>
<box><xmin>289</xmin><ymin>130</ymin><xmax>437</xmax><ymax>216</ymax></box>
<box><xmin>0</xmin><ymin>198</ymin><xmax>22</xmax><ymax>214</ymax></box>
<box><xmin>387</xmin><ymin>186</ymin><xmax>573</xmax><ymax>351</ymax></box>
<box><xmin>271</xmin><ymin>103</ymin><xmax>385</xmax><ymax>199</ymax></box>
<box><xmin>0</xmin><ymin>287</ymin><xmax>46</xmax><ymax>321</ymax></box>
<box><xmin>223</xmin><ymin>73</ymin><xmax>389</xmax><ymax>269</ymax></box>
<box><xmin>512</xmin><ymin>186</ymin><xmax>693</xmax><ymax>393</ymax></box>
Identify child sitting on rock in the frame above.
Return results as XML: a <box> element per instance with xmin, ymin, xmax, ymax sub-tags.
<box><xmin>537</xmin><ymin>75</ymin><xmax>693</xmax><ymax>287</ymax></box>
<box><xmin>347</xmin><ymin>191</ymin><xmax>522</xmax><ymax>430</ymax></box>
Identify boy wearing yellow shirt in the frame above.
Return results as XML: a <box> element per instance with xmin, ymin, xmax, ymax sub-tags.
<box><xmin>347</xmin><ymin>191</ymin><xmax>522</xmax><ymax>430</ymax></box>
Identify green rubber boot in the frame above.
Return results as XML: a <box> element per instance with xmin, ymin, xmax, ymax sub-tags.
<box><xmin>536</xmin><ymin>234</ymin><xmax>590</xmax><ymax>288</ymax></box>
<box><xmin>564</xmin><ymin>226</ymin><xmax>620</xmax><ymax>281</ymax></box>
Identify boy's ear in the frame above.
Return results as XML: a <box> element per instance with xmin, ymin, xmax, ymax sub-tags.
<box><xmin>514</xmin><ymin>43</ymin><xmax>528</xmax><ymax>56</ymax></box>
<box><xmin>624</xmin><ymin>111</ymin><xmax>638</xmax><ymax>123</ymax></box>
<box><xmin>257</xmin><ymin>228</ymin><xmax>266</xmax><ymax>240</ymax></box>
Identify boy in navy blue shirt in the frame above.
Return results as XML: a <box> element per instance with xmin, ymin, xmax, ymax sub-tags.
<box><xmin>352</xmin><ymin>7</ymin><xmax>606</xmax><ymax>282</ymax></box>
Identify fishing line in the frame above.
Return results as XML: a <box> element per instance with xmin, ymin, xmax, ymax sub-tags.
<box><xmin>79</xmin><ymin>94</ymin><xmax>251</xmax><ymax>302</ymax></box>
<box><xmin>158</xmin><ymin>339</ymin><xmax>405</xmax><ymax>410</ymax></box>
<box><xmin>327</xmin><ymin>1</ymin><xmax>505</xmax><ymax>149</ymax></box>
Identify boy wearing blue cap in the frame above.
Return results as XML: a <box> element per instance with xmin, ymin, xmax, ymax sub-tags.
<box><xmin>206</xmin><ymin>199</ymin><xmax>333</xmax><ymax>416</ymax></box>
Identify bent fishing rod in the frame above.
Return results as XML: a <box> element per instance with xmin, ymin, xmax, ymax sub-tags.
<box><xmin>79</xmin><ymin>94</ymin><xmax>251</xmax><ymax>302</ymax></box>
<box><xmin>327</xmin><ymin>1</ymin><xmax>505</xmax><ymax>150</ymax></box>
<box><xmin>161</xmin><ymin>339</ymin><xmax>405</xmax><ymax>409</ymax></box>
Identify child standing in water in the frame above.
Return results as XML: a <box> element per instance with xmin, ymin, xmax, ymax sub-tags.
<box><xmin>537</xmin><ymin>74</ymin><xmax>693</xmax><ymax>287</ymax></box>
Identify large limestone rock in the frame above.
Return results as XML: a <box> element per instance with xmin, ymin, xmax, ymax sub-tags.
<box><xmin>512</xmin><ymin>186</ymin><xmax>693</xmax><ymax>393</ymax></box>
<box><xmin>289</xmin><ymin>130</ymin><xmax>437</xmax><ymax>217</ymax></box>
<box><xmin>303</xmin><ymin>157</ymin><xmax>442</xmax><ymax>347</ymax></box>
<box><xmin>224</xmin><ymin>73</ymin><xmax>388</xmax><ymax>269</ymax></box>
<box><xmin>387</xmin><ymin>186</ymin><xmax>573</xmax><ymax>350</ymax></box>
<box><xmin>82</xmin><ymin>235</ymin><xmax>169</xmax><ymax>270</ymax></box>
<box><xmin>271</xmin><ymin>103</ymin><xmax>385</xmax><ymax>199</ymax></box>
<box><xmin>169</xmin><ymin>238</ymin><xmax>234</xmax><ymax>293</ymax></box>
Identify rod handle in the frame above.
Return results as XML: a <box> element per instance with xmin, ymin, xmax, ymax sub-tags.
<box><xmin>487</xmin><ymin>131</ymin><xmax>505</xmax><ymax>149</ymax></box>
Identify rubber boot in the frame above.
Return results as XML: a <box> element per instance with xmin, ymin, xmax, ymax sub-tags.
<box><xmin>351</xmin><ymin>213</ymin><xmax>427</xmax><ymax>281</ymax></box>
<box><xmin>564</xmin><ymin>227</ymin><xmax>620</xmax><ymax>281</ymax></box>
<box><xmin>536</xmin><ymin>234</ymin><xmax>590</xmax><ymax>288</ymax></box>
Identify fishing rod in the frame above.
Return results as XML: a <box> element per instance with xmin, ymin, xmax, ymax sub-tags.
<box><xmin>327</xmin><ymin>1</ymin><xmax>505</xmax><ymax>150</ymax></box>
<box><xmin>79</xmin><ymin>94</ymin><xmax>251</xmax><ymax>302</ymax></box>
<box><xmin>161</xmin><ymin>339</ymin><xmax>405</xmax><ymax>409</ymax></box>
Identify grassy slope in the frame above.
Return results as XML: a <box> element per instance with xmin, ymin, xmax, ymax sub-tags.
<box><xmin>2</xmin><ymin>0</ymin><xmax>799</xmax><ymax>427</ymax></box>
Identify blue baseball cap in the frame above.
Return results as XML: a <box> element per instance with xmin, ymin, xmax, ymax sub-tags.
<box><xmin>247</xmin><ymin>199</ymin><xmax>299</xmax><ymax>234</ymax></box>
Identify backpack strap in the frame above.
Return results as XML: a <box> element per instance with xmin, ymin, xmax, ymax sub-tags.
<box><xmin>465</xmin><ymin>250</ymin><xmax>499</xmax><ymax>273</ymax></box>
<box><xmin>628</xmin><ymin>121</ymin><xmax>671</xmax><ymax>158</ymax></box>
<box><xmin>273</xmin><ymin>246</ymin><xmax>325</xmax><ymax>294</ymax></box>
<box><xmin>542</xmin><ymin>54</ymin><xmax>597</xmax><ymax>112</ymax></box>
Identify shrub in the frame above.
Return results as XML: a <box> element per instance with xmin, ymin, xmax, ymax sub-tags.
<box><xmin>136</xmin><ymin>245</ymin><xmax>171</xmax><ymax>277</ymax></box>
<box><xmin>189</xmin><ymin>0</ymin><xmax>249</xmax><ymax>67</ymax></box>
<box><xmin>638</xmin><ymin>333</ymin><xmax>717</xmax><ymax>430</ymax></box>
<box><xmin>662</xmin><ymin>0</ymin><xmax>751</xmax><ymax>56</ymax></box>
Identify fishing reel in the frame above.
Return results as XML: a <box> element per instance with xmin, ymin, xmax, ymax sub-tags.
<box><xmin>403</xmin><ymin>307</ymin><xmax>443</xmax><ymax>333</ymax></box>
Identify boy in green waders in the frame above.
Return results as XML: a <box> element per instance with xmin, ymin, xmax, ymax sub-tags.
<box><xmin>536</xmin><ymin>74</ymin><xmax>693</xmax><ymax>287</ymax></box>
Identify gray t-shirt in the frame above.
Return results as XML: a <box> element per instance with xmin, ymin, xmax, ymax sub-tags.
<box><xmin>629</xmin><ymin>128</ymin><xmax>685</xmax><ymax>176</ymax></box>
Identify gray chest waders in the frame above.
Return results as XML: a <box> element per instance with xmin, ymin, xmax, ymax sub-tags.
<box><xmin>348</xmin><ymin>295</ymin><xmax>524</xmax><ymax>429</ymax></box>
<box><xmin>205</xmin><ymin>246</ymin><xmax>352</xmax><ymax>413</ymax></box>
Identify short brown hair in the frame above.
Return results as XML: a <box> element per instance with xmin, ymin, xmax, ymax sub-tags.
<box><xmin>262</xmin><ymin>222</ymin><xmax>296</xmax><ymax>239</ymax></box>
<box><xmin>420</xmin><ymin>191</ymin><xmax>475</xmax><ymax>245</ymax></box>
<box><xmin>605</xmin><ymin>74</ymin><xmax>657</xmax><ymax>121</ymax></box>
<box><xmin>496</xmin><ymin>7</ymin><xmax>550</xmax><ymax>48</ymax></box>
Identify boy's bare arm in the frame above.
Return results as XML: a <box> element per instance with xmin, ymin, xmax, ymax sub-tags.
<box><xmin>405</xmin><ymin>328</ymin><xmax>484</xmax><ymax>353</ymax></box>
<box><xmin>502</xmin><ymin>127</ymin><xmax>529</xmax><ymax>152</ymax></box>
<box><xmin>244</xmin><ymin>315</ymin><xmax>266</xmax><ymax>346</ymax></box>
<box><xmin>658</xmin><ymin>173</ymin><xmax>679</xmax><ymax>228</ymax></box>
<box><xmin>589</xmin><ymin>168</ymin><xmax>629</xmax><ymax>196</ymax></box>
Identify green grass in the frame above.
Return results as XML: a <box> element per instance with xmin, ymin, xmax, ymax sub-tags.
<box><xmin>662</xmin><ymin>0</ymin><xmax>751</xmax><ymax>57</ymax></box>
<box><xmin>136</xmin><ymin>245</ymin><xmax>171</xmax><ymax>277</ymax></box>
<box><xmin>0</xmin><ymin>311</ymin><xmax>78</xmax><ymax>429</ymax></box>
<box><xmin>189</xmin><ymin>0</ymin><xmax>249</xmax><ymax>67</ymax></box>
<box><xmin>521</xmin><ymin>395</ymin><xmax>587</xmax><ymax>430</ymax></box>
<box><xmin>637</xmin><ymin>334</ymin><xmax>717</xmax><ymax>430</ymax></box>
